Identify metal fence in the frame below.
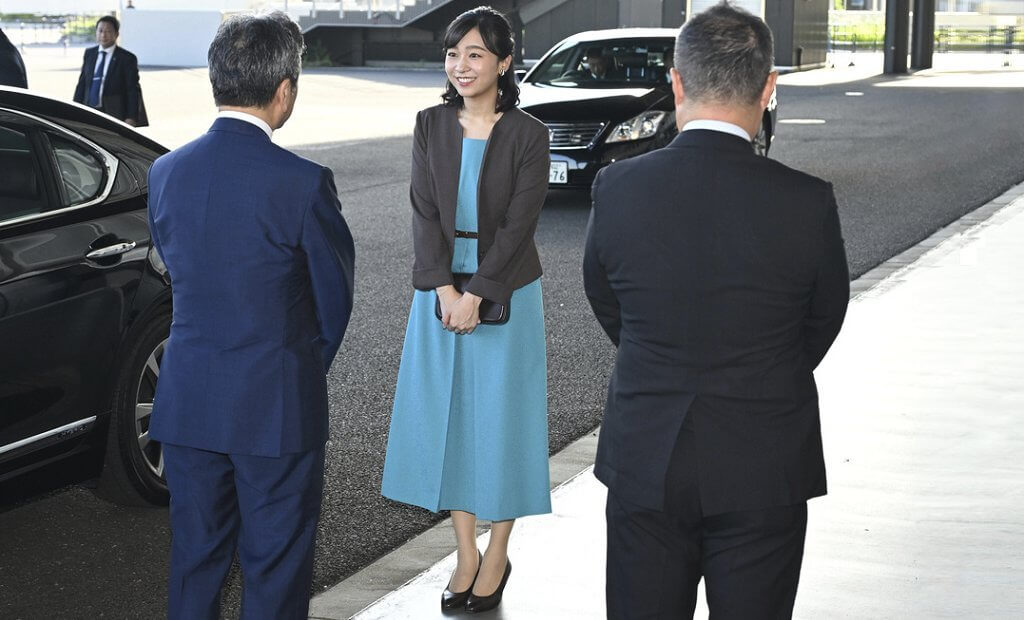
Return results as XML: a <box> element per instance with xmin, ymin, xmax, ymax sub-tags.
<box><xmin>935</xmin><ymin>26</ymin><xmax>1023</xmax><ymax>53</ymax></box>
<box><xmin>829</xmin><ymin>25</ymin><xmax>1024</xmax><ymax>54</ymax></box>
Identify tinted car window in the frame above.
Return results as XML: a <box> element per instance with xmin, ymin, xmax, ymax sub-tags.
<box><xmin>0</xmin><ymin>124</ymin><xmax>45</xmax><ymax>222</ymax></box>
<box><xmin>530</xmin><ymin>39</ymin><xmax>674</xmax><ymax>88</ymax></box>
<box><xmin>50</xmin><ymin>134</ymin><xmax>105</xmax><ymax>206</ymax></box>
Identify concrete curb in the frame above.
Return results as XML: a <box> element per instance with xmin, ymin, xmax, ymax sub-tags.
<box><xmin>849</xmin><ymin>181</ymin><xmax>1024</xmax><ymax>300</ymax></box>
<box><xmin>309</xmin><ymin>432</ymin><xmax>599</xmax><ymax>619</ymax></box>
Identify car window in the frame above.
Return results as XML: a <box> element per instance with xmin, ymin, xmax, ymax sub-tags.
<box><xmin>530</xmin><ymin>39</ymin><xmax>674</xmax><ymax>88</ymax></box>
<box><xmin>50</xmin><ymin>134</ymin><xmax>105</xmax><ymax>207</ymax></box>
<box><xmin>0</xmin><ymin>124</ymin><xmax>46</xmax><ymax>223</ymax></box>
<box><xmin>530</xmin><ymin>43</ymin><xmax>577</xmax><ymax>82</ymax></box>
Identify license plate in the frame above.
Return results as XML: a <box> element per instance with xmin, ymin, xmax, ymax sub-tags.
<box><xmin>549</xmin><ymin>161</ymin><xmax>568</xmax><ymax>184</ymax></box>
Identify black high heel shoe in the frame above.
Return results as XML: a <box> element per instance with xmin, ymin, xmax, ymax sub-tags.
<box><xmin>441</xmin><ymin>551</ymin><xmax>482</xmax><ymax>611</ymax></box>
<box><xmin>464</xmin><ymin>558</ymin><xmax>512</xmax><ymax>614</ymax></box>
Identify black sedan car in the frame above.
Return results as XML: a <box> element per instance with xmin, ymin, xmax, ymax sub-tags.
<box><xmin>518</xmin><ymin>28</ymin><xmax>777</xmax><ymax>189</ymax></box>
<box><xmin>0</xmin><ymin>86</ymin><xmax>170</xmax><ymax>505</ymax></box>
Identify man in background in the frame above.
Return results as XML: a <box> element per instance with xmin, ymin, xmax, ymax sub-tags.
<box><xmin>73</xmin><ymin>15</ymin><xmax>147</xmax><ymax>126</ymax></box>
<box><xmin>585</xmin><ymin>47</ymin><xmax>611</xmax><ymax>79</ymax></box>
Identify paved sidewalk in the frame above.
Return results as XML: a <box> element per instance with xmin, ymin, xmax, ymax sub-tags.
<box><xmin>311</xmin><ymin>180</ymin><xmax>1024</xmax><ymax>619</ymax></box>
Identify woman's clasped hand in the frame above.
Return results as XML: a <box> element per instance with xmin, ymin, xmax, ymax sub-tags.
<box><xmin>436</xmin><ymin>284</ymin><xmax>482</xmax><ymax>335</ymax></box>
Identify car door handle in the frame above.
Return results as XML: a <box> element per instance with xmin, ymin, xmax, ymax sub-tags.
<box><xmin>86</xmin><ymin>241</ymin><xmax>137</xmax><ymax>260</ymax></box>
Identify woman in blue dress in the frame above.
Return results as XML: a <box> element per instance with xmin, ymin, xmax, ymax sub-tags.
<box><xmin>380</xmin><ymin>6</ymin><xmax>551</xmax><ymax>615</ymax></box>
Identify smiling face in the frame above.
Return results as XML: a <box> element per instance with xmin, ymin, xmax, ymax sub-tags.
<box><xmin>444</xmin><ymin>27</ymin><xmax>510</xmax><ymax>104</ymax></box>
<box><xmin>96</xmin><ymin>20</ymin><xmax>117</xmax><ymax>48</ymax></box>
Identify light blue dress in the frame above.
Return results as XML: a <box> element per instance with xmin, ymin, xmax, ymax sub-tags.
<box><xmin>381</xmin><ymin>138</ymin><xmax>551</xmax><ymax>521</ymax></box>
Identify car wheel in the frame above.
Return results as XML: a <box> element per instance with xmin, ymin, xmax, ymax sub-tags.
<box><xmin>96</xmin><ymin>310</ymin><xmax>171</xmax><ymax>506</ymax></box>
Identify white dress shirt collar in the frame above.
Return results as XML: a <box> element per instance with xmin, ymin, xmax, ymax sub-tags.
<box><xmin>99</xmin><ymin>43</ymin><xmax>117</xmax><ymax>54</ymax></box>
<box><xmin>216</xmin><ymin>110</ymin><xmax>274</xmax><ymax>139</ymax></box>
<box><xmin>682</xmin><ymin>119</ymin><xmax>751</xmax><ymax>142</ymax></box>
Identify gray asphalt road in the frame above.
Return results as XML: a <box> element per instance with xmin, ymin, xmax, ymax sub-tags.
<box><xmin>1</xmin><ymin>69</ymin><xmax>1022</xmax><ymax>619</ymax></box>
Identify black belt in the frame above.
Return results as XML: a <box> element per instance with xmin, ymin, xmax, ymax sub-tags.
<box><xmin>454</xmin><ymin>230</ymin><xmax>479</xmax><ymax>239</ymax></box>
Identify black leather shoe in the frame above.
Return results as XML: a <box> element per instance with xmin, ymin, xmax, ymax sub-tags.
<box><xmin>441</xmin><ymin>551</ymin><xmax>482</xmax><ymax>611</ymax></box>
<box><xmin>464</xmin><ymin>558</ymin><xmax>512</xmax><ymax>614</ymax></box>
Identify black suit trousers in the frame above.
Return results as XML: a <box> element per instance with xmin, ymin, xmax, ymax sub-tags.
<box><xmin>605</xmin><ymin>414</ymin><xmax>808</xmax><ymax>619</ymax></box>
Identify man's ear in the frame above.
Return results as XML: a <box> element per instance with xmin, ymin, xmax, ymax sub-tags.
<box><xmin>760</xmin><ymin>71</ymin><xmax>778</xmax><ymax>110</ymax></box>
<box><xmin>670</xmin><ymin>68</ymin><xmax>686</xmax><ymax>107</ymax></box>
<box><xmin>272</xmin><ymin>78</ymin><xmax>295</xmax><ymax>109</ymax></box>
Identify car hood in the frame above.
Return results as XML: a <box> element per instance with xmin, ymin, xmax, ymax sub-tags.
<box><xmin>518</xmin><ymin>82</ymin><xmax>671</xmax><ymax>123</ymax></box>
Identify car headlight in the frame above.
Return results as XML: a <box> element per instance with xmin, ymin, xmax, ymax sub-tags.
<box><xmin>605</xmin><ymin>111</ymin><xmax>668</xmax><ymax>143</ymax></box>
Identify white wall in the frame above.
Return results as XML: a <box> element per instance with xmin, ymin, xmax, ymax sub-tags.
<box><xmin>119</xmin><ymin>10</ymin><xmax>223</xmax><ymax>67</ymax></box>
<box><xmin>687</xmin><ymin>0</ymin><xmax>764</xmax><ymax>19</ymax></box>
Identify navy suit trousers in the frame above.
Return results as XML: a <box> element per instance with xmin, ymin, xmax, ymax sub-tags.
<box><xmin>163</xmin><ymin>443</ymin><xmax>326</xmax><ymax>620</ymax></box>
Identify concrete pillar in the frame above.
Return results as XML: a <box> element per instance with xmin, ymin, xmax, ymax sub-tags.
<box><xmin>910</xmin><ymin>0</ymin><xmax>935</xmax><ymax>70</ymax></box>
<box><xmin>884</xmin><ymin>0</ymin><xmax>910</xmax><ymax>74</ymax></box>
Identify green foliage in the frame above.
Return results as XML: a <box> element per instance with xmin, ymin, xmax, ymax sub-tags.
<box><xmin>829</xmin><ymin>10</ymin><xmax>1023</xmax><ymax>48</ymax></box>
<box><xmin>0</xmin><ymin>13</ymin><xmax>105</xmax><ymax>44</ymax></box>
<box><xmin>830</xmin><ymin>23</ymin><xmax>885</xmax><ymax>45</ymax></box>
<box><xmin>65</xmin><ymin>15</ymin><xmax>106</xmax><ymax>41</ymax></box>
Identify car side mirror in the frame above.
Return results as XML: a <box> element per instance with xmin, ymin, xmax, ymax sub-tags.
<box><xmin>514</xmin><ymin>69</ymin><xmax>527</xmax><ymax>83</ymax></box>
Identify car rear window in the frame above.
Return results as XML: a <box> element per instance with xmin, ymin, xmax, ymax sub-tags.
<box><xmin>0</xmin><ymin>124</ymin><xmax>45</xmax><ymax>223</ymax></box>
<box><xmin>50</xmin><ymin>135</ymin><xmax>105</xmax><ymax>207</ymax></box>
<box><xmin>529</xmin><ymin>39</ymin><xmax>674</xmax><ymax>88</ymax></box>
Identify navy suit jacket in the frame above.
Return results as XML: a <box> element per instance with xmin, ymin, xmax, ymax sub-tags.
<box><xmin>584</xmin><ymin>129</ymin><xmax>849</xmax><ymax>515</ymax></box>
<box><xmin>148</xmin><ymin>118</ymin><xmax>355</xmax><ymax>457</ymax></box>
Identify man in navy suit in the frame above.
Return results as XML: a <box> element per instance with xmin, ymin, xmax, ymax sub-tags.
<box><xmin>147</xmin><ymin>12</ymin><xmax>355</xmax><ymax>620</ymax></box>
<box><xmin>585</xmin><ymin>3</ymin><xmax>849</xmax><ymax>618</ymax></box>
<box><xmin>72</xmin><ymin>15</ymin><xmax>146</xmax><ymax>126</ymax></box>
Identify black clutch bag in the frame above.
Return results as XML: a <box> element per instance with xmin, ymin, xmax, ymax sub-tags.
<box><xmin>434</xmin><ymin>273</ymin><xmax>510</xmax><ymax>325</ymax></box>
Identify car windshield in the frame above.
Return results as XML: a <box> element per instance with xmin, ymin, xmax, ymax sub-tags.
<box><xmin>528</xmin><ymin>39</ymin><xmax>673</xmax><ymax>88</ymax></box>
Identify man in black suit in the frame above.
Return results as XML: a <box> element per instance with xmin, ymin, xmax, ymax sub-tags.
<box><xmin>584</xmin><ymin>3</ymin><xmax>850</xmax><ymax>618</ymax></box>
<box><xmin>73</xmin><ymin>15</ymin><xmax>146</xmax><ymax>126</ymax></box>
<box><xmin>0</xmin><ymin>28</ymin><xmax>28</xmax><ymax>88</ymax></box>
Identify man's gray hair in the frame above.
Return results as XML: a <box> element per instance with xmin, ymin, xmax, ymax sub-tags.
<box><xmin>208</xmin><ymin>11</ymin><xmax>305</xmax><ymax>108</ymax></box>
<box><xmin>673</xmin><ymin>1</ymin><xmax>774</xmax><ymax>105</ymax></box>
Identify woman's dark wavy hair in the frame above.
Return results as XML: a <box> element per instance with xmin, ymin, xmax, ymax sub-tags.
<box><xmin>441</xmin><ymin>6</ymin><xmax>519</xmax><ymax>112</ymax></box>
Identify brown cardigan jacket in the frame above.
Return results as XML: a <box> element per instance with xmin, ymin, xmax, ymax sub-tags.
<box><xmin>410</xmin><ymin>104</ymin><xmax>550</xmax><ymax>305</ymax></box>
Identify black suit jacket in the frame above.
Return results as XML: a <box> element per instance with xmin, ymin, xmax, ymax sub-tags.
<box><xmin>584</xmin><ymin>129</ymin><xmax>849</xmax><ymax>515</ymax></box>
<box><xmin>73</xmin><ymin>45</ymin><xmax>146</xmax><ymax>125</ymax></box>
<box><xmin>0</xmin><ymin>30</ymin><xmax>27</xmax><ymax>88</ymax></box>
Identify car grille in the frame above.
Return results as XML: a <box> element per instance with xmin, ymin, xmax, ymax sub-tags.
<box><xmin>544</xmin><ymin>121</ymin><xmax>608</xmax><ymax>148</ymax></box>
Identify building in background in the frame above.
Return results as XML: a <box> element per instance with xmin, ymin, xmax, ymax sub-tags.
<box><xmin>292</xmin><ymin>0</ymin><xmax>831</xmax><ymax>70</ymax></box>
<box><xmin>4</xmin><ymin>0</ymin><xmax>1019</xmax><ymax>69</ymax></box>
